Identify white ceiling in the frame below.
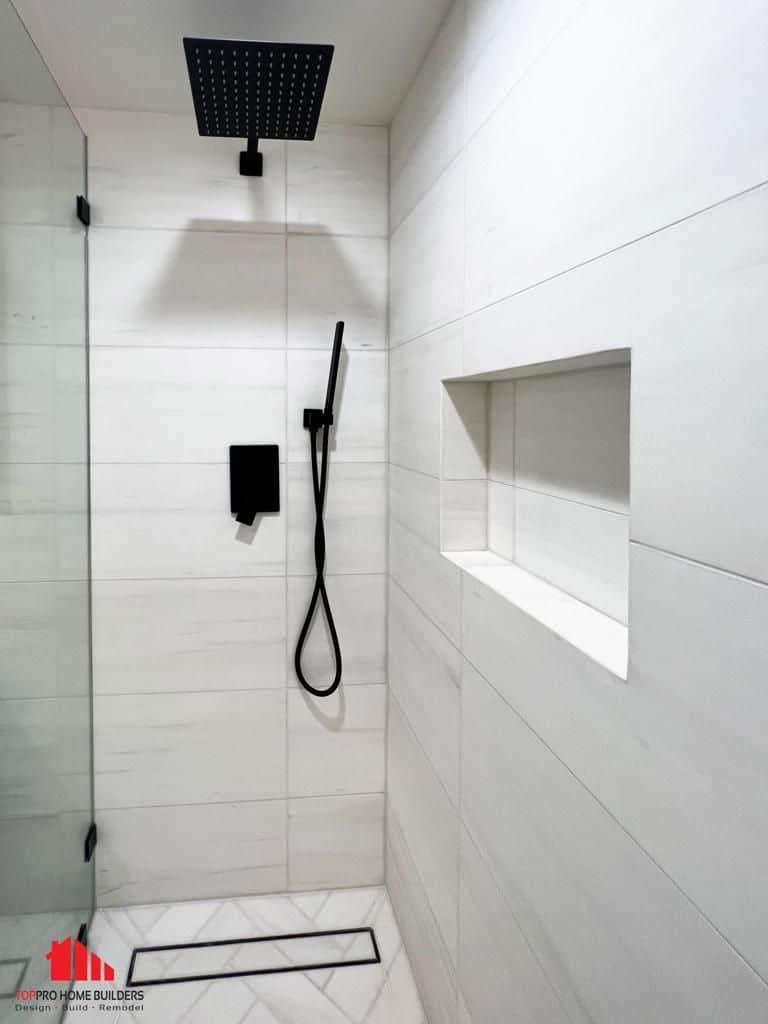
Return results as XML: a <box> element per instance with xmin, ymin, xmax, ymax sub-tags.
<box><xmin>11</xmin><ymin>0</ymin><xmax>450</xmax><ymax>124</ymax></box>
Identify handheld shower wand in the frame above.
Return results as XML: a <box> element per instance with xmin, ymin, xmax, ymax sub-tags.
<box><xmin>294</xmin><ymin>321</ymin><xmax>345</xmax><ymax>697</ymax></box>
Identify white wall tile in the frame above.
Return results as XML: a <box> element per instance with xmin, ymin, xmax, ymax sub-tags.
<box><xmin>95</xmin><ymin>690</ymin><xmax>286</xmax><ymax>808</ymax></box>
<box><xmin>288</xmin><ymin>684</ymin><xmax>386</xmax><ymax>798</ymax></box>
<box><xmin>91</xmin><ymin>463</ymin><xmax>285</xmax><ymax>579</ymax></box>
<box><xmin>486</xmin><ymin>480</ymin><xmax>515</xmax><ymax>561</ymax></box>
<box><xmin>287</xmin><ymin>235</ymin><xmax>387</xmax><ymax>349</ymax></box>
<box><xmin>288</xmin><ymin>794</ymin><xmax>384</xmax><ymax>890</ymax></box>
<box><xmin>92</xmin><ymin>578</ymin><xmax>286</xmax><ymax>694</ymax></box>
<box><xmin>389</xmin><ymin>581</ymin><xmax>461</xmax><ymax>804</ymax></box>
<box><xmin>287</xmin><ymin>462</ymin><xmax>386</xmax><ymax>575</ymax></box>
<box><xmin>389</xmin><ymin>521</ymin><xmax>461</xmax><ymax>645</ymax></box>
<box><xmin>79</xmin><ymin>108</ymin><xmax>286</xmax><ymax>231</ymax></box>
<box><xmin>0</xmin><ymin>811</ymin><xmax>92</xmax><ymax>915</ymax></box>
<box><xmin>89</xmin><ymin>228</ymin><xmax>286</xmax><ymax>348</ymax></box>
<box><xmin>514</xmin><ymin>364</ymin><xmax>630</xmax><ymax>512</ymax></box>
<box><xmin>515</xmin><ymin>487</ymin><xmax>629</xmax><ymax>622</ymax></box>
<box><xmin>97</xmin><ymin>800</ymin><xmax>287</xmax><ymax>906</ymax></box>
<box><xmin>464</xmin><ymin>0</ymin><xmax>768</xmax><ymax>312</ymax></box>
<box><xmin>288</xmin><ymin>574</ymin><xmax>386</xmax><ymax>686</ymax></box>
<box><xmin>91</xmin><ymin>347</ymin><xmax>285</xmax><ymax>463</ymax></box>
<box><xmin>287</xmin><ymin>350</ymin><xmax>386</xmax><ymax>462</ymax></box>
<box><xmin>390</xmin><ymin>465</ymin><xmax>440</xmax><ymax>546</ymax></box>
<box><xmin>488</xmin><ymin>379</ymin><xmax>515</xmax><ymax>483</ymax></box>
<box><xmin>287</xmin><ymin>125</ymin><xmax>388</xmax><ymax>237</ymax></box>
<box><xmin>390</xmin><ymin>159</ymin><xmax>464</xmax><ymax>346</ymax></box>
<box><xmin>460</xmin><ymin>660</ymin><xmax>768</xmax><ymax>1022</ymax></box>
<box><xmin>390</xmin><ymin>0</ymin><xmax>466</xmax><ymax>230</ymax></box>
<box><xmin>441</xmin><ymin>479</ymin><xmax>487</xmax><ymax>551</ymax></box>
<box><xmin>388</xmin><ymin>699</ymin><xmax>459</xmax><ymax>963</ymax></box>
<box><xmin>458</xmin><ymin>826</ymin><xmax>569</xmax><ymax>1024</ymax></box>
<box><xmin>390</xmin><ymin>323</ymin><xmax>463</xmax><ymax>477</ymax></box>
<box><xmin>441</xmin><ymin>381</ymin><xmax>487</xmax><ymax>480</ymax></box>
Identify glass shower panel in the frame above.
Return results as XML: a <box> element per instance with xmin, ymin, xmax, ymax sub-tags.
<box><xmin>0</xmin><ymin>0</ymin><xmax>93</xmax><ymax>1017</ymax></box>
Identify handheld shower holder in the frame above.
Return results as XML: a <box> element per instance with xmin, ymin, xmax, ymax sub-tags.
<box><xmin>303</xmin><ymin>408</ymin><xmax>334</xmax><ymax>430</ymax></box>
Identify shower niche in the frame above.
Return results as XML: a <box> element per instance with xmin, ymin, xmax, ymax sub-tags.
<box><xmin>440</xmin><ymin>349</ymin><xmax>631</xmax><ymax>677</ymax></box>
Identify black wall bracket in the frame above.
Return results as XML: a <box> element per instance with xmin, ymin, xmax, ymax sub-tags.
<box><xmin>230</xmin><ymin>444</ymin><xmax>280</xmax><ymax>526</ymax></box>
<box><xmin>239</xmin><ymin>138</ymin><xmax>263</xmax><ymax>177</ymax></box>
<box><xmin>76</xmin><ymin>195</ymin><xmax>90</xmax><ymax>226</ymax></box>
<box><xmin>84</xmin><ymin>822</ymin><xmax>97</xmax><ymax>863</ymax></box>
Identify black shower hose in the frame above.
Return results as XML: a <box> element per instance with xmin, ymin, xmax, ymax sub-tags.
<box><xmin>294</xmin><ymin>419</ymin><xmax>342</xmax><ymax>697</ymax></box>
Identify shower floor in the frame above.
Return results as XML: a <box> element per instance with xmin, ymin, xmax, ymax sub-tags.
<box><xmin>63</xmin><ymin>886</ymin><xmax>424</xmax><ymax>1023</ymax></box>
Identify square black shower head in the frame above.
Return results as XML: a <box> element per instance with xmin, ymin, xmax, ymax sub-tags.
<box><xmin>183</xmin><ymin>38</ymin><xmax>334</xmax><ymax>143</ymax></box>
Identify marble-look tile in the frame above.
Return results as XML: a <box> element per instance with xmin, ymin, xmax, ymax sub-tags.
<box><xmin>287</xmin><ymin>124</ymin><xmax>387</xmax><ymax>237</ymax></box>
<box><xmin>387</xmin><ymin>699</ymin><xmax>459</xmax><ymax>962</ymax></box>
<box><xmin>487</xmin><ymin>379</ymin><xmax>515</xmax><ymax>482</ymax></box>
<box><xmin>0</xmin><ymin>696</ymin><xmax>90</xmax><ymax>817</ymax></box>
<box><xmin>0</xmin><ymin>343</ymin><xmax>87</xmax><ymax>463</ymax></box>
<box><xmin>288</xmin><ymin>574</ymin><xmax>386</xmax><ymax>686</ymax></box>
<box><xmin>386</xmin><ymin>812</ymin><xmax>457</xmax><ymax>1024</ymax></box>
<box><xmin>0</xmin><ymin>810</ymin><xmax>92</xmax><ymax>915</ymax></box>
<box><xmin>460</xmin><ymin>659</ymin><xmax>768</xmax><ymax>1022</ymax></box>
<box><xmin>0</xmin><ymin>580</ymin><xmax>89</xmax><ymax>699</ymax></box>
<box><xmin>390</xmin><ymin>157</ymin><xmax>464</xmax><ymax>346</ymax></box>
<box><xmin>390</xmin><ymin>323</ymin><xmax>463</xmax><ymax>477</ymax></box>
<box><xmin>90</xmin><ymin>347</ymin><xmax>285</xmax><ymax>463</ymax></box>
<box><xmin>0</xmin><ymin>463</ymin><xmax>88</xmax><ymax>583</ymax></box>
<box><xmin>515</xmin><ymin>486</ymin><xmax>629</xmax><ymax>622</ymax></box>
<box><xmin>79</xmin><ymin>108</ymin><xmax>286</xmax><ymax>231</ymax></box>
<box><xmin>92</xmin><ymin>577</ymin><xmax>286</xmax><ymax>694</ymax></box>
<box><xmin>390</xmin><ymin>0</ymin><xmax>466</xmax><ymax>230</ymax></box>
<box><xmin>458</xmin><ymin>825</ymin><xmax>569</xmax><ymax>1024</ymax></box>
<box><xmin>441</xmin><ymin>381</ymin><xmax>487</xmax><ymax>480</ymax></box>
<box><xmin>389</xmin><ymin>581</ymin><xmax>460</xmax><ymax>804</ymax></box>
<box><xmin>487</xmin><ymin>480</ymin><xmax>515</xmax><ymax>561</ymax></box>
<box><xmin>89</xmin><ymin>228</ymin><xmax>286</xmax><ymax>348</ymax></box>
<box><xmin>287</xmin><ymin>235</ymin><xmax>387</xmax><ymax>350</ymax></box>
<box><xmin>0</xmin><ymin>223</ymin><xmax>86</xmax><ymax>347</ymax></box>
<box><xmin>97</xmin><ymin>801</ymin><xmax>286</xmax><ymax>906</ymax></box>
<box><xmin>287</xmin><ymin>463</ymin><xmax>386</xmax><ymax>576</ymax></box>
<box><xmin>288</xmin><ymin>685</ymin><xmax>386</xmax><ymax>798</ymax></box>
<box><xmin>389</xmin><ymin>520</ymin><xmax>461</xmax><ymax>645</ymax></box>
<box><xmin>91</xmin><ymin>463</ymin><xmax>285</xmax><ymax>579</ymax></box>
<box><xmin>288</xmin><ymin>794</ymin><xmax>384</xmax><ymax>890</ymax></box>
<box><xmin>440</xmin><ymin>479</ymin><xmax>487</xmax><ymax>551</ymax></box>
<box><xmin>287</xmin><ymin>350</ymin><xmax>386</xmax><ymax>462</ymax></box>
<box><xmin>464</xmin><ymin>0</ymin><xmax>768</xmax><ymax>313</ymax></box>
<box><xmin>514</xmin><ymin>364</ymin><xmax>630</xmax><ymax>512</ymax></box>
<box><xmin>389</xmin><ymin>465</ymin><xmax>440</xmax><ymax>547</ymax></box>
<box><xmin>95</xmin><ymin>690</ymin><xmax>286</xmax><ymax>808</ymax></box>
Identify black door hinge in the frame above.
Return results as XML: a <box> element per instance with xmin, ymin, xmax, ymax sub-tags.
<box><xmin>84</xmin><ymin>822</ymin><xmax>98</xmax><ymax>863</ymax></box>
<box><xmin>76</xmin><ymin>195</ymin><xmax>90</xmax><ymax>226</ymax></box>
<box><xmin>76</xmin><ymin>921</ymin><xmax>88</xmax><ymax>945</ymax></box>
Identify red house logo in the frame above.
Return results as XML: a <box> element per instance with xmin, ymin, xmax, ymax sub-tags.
<box><xmin>46</xmin><ymin>937</ymin><xmax>115</xmax><ymax>982</ymax></box>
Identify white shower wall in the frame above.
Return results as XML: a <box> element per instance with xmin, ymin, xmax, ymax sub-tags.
<box><xmin>387</xmin><ymin>1</ymin><xmax>768</xmax><ymax>1022</ymax></box>
<box><xmin>81</xmin><ymin>108</ymin><xmax>390</xmax><ymax>906</ymax></box>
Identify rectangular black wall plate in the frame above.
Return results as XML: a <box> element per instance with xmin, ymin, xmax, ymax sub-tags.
<box><xmin>230</xmin><ymin>445</ymin><xmax>280</xmax><ymax>527</ymax></box>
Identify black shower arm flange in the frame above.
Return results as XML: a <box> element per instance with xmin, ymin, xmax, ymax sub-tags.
<box><xmin>303</xmin><ymin>407</ymin><xmax>334</xmax><ymax>431</ymax></box>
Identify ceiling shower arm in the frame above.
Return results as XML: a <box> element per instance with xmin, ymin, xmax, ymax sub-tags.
<box><xmin>239</xmin><ymin>137</ymin><xmax>263</xmax><ymax>177</ymax></box>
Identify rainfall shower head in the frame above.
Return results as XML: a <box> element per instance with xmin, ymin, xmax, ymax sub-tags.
<box><xmin>183</xmin><ymin>38</ymin><xmax>334</xmax><ymax>176</ymax></box>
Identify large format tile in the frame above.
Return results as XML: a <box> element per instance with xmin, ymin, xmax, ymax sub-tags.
<box><xmin>288</xmin><ymin>574</ymin><xmax>386</xmax><ymax>686</ymax></box>
<box><xmin>387</xmin><ymin>699</ymin><xmax>459</xmax><ymax>963</ymax></box>
<box><xmin>91</xmin><ymin>463</ymin><xmax>285</xmax><ymax>579</ymax></box>
<box><xmin>390</xmin><ymin>323</ymin><xmax>463</xmax><ymax>476</ymax></box>
<box><xmin>389</xmin><ymin>521</ymin><xmax>461</xmax><ymax>645</ymax></box>
<box><xmin>458</xmin><ymin>826</ymin><xmax>569</xmax><ymax>1024</ymax></box>
<box><xmin>287</xmin><ymin>350</ymin><xmax>386</xmax><ymax>462</ymax></box>
<box><xmin>92</xmin><ymin>577</ymin><xmax>286</xmax><ymax>694</ymax></box>
<box><xmin>515</xmin><ymin>487</ymin><xmax>629</xmax><ymax>622</ymax></box>
<box><xmin>287</xmin><ymin>235</ymin><xmax>387</xmax><ymax>350</ymax></box>
<box><xmin>288</xmin><ymin>684</ymin><xmax>386</xmax><ymax>798</ymax></box>
<box><xmin>288</xmin><ymin>794</ymin><xmax>384</xmax><ymax>890</ymax></box>
<box><xmin>386</xmin><ymin>811</ymin><xmax>457</xmax><ymax>1024</ymax></box>
<box><xmin>79</xmin><ymin>108</ymin><xmax>286</xmax><ymax>231</ymax></box>
<box><xmin>286</xmin><ymin>124</ymin><xmax>388</xmax><ymax>237</ymax></box>
<box><xmin>0</xmin><ymin>811</ymin><xmax>92</xmax><ymax>916</ymax></box>
<box><xmin>389</xmin><ymin>465</ymin><xmax>440</xmax><ymax>546</ymax></box>
<box><xmin>461</xmin><ymin>660</ymin><xmax>768</xmax><ymax>1022</ymax></box>
<box><xmin>89</xmin><ymin>228</ymin><xmax>286</xmax><ymax>348</ymax></box>
<box><xmin>287</xmin><ymin>463</ymin><xmax>386</xmax><ymax>575</ymax></box>
<box><xmin>91</xmin><ymin>347</ymin><xmax>285</xmax><ymax>463</ymax></box>
<box><xmin>487</xmin><ymin>480</ymin><xmax>515</xmax><ymax>561</ymax></box>
<box><xmin>390</xmin><ymin>0</ymin><xmax>466</xmax><ymax>230</ymax></box>
<box><xmin>488</xmin><ymin>379</ymin><xmax>515</xmax><ymax>483</ymax></box>
<box><xmin>464</xmin><ymin>0</ymin><xmax>768</xmax><ymax>313</ymax></box>
<box><xmin>97</xmin><ymin>801</ymin><xmax>286</xmax><ymax>906</ymax></box>
<box><xmin>389</xmin><ymin>581</ymin><xmax>460</xmax><ymax>804</ymax></box>
<box><xmin>390</xmin><ymin>158</ymin><xmax>464</xmax><ymax>346</ymax></box>
<box><xmin>95</xmin><ymin>690</ymin><xmax>286</xmax><ymax>808</ymax></box>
